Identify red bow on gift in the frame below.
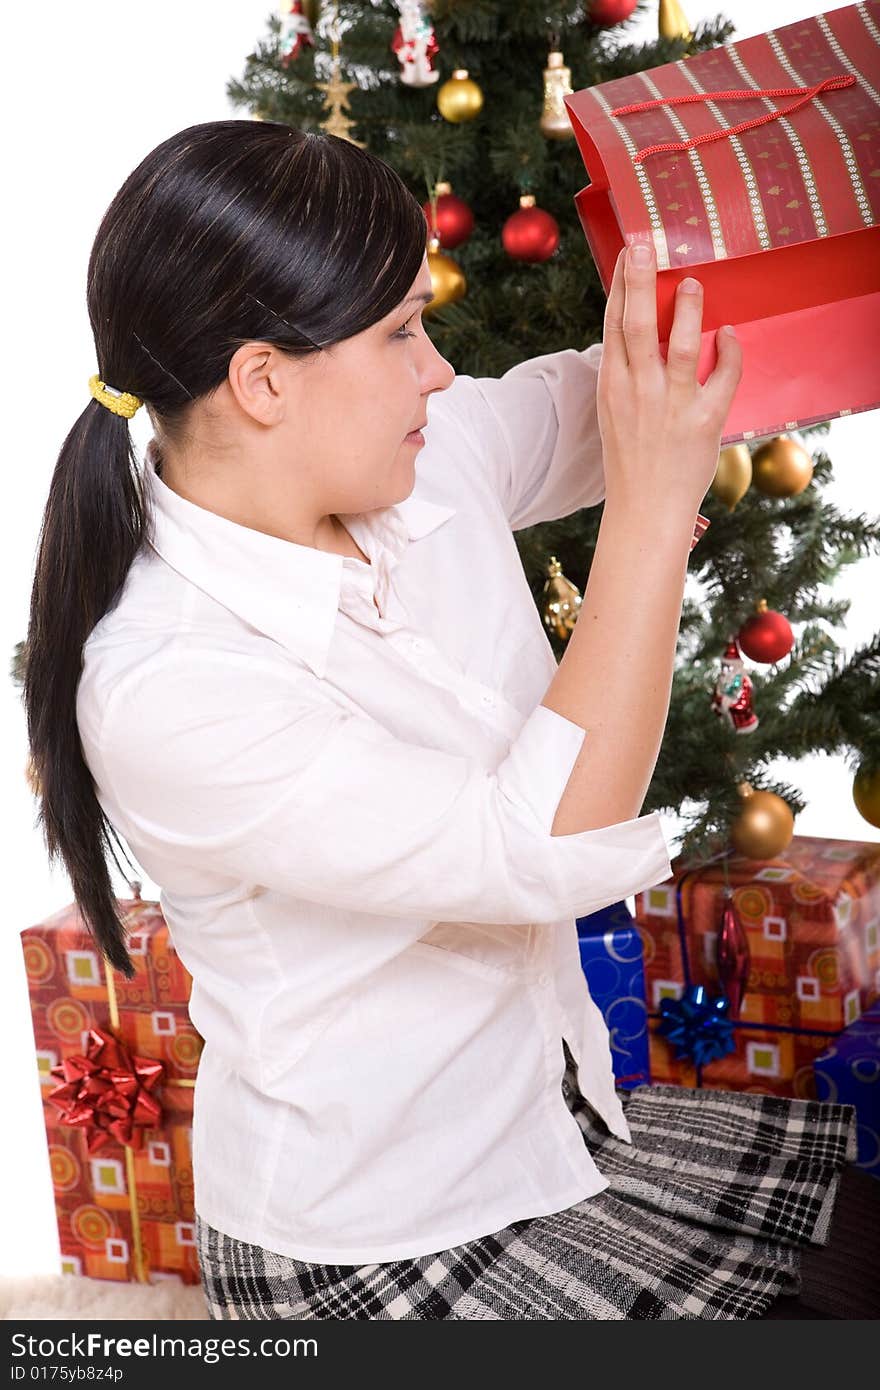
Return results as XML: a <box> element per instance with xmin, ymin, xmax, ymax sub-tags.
<box><xmin>47</xmin><ymin>1027</ymin><xmax>165</xmax><ymax>1155</ymax></box>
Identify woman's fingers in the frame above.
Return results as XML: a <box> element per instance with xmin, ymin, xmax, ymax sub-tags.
<box><xmin>702</xmin><ymin>323</ymin><xmax>744</xmax><ymax>421</ymax></box>
<box><xmin>602</xmin><ymin>246</ymin><xmax>629</xmax><ymax>371</ymax></box>
<box><xmin>602</xmin><ymin>242</ymin><xmax>742</xmax><ymax>426</ymax></box>
<box><xmin>665</xmin><ymin>276</ymin><xmax>705</xmax><ymax>392</ymax></box>
<box><xmin>621</xmin><ymin>241</ymin><xmax>660</xmax><ymax>373</ymax></box>
<box><xmin>597</xmin><ymin>239</ymin><xmax>744</xmax><ymax>513</ymax></box>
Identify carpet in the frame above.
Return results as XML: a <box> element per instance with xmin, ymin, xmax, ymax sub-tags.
<box><xmin>0</xmin><ymin>1273</ymin><xmax>209</xmax><ymax>1321</ymax></box>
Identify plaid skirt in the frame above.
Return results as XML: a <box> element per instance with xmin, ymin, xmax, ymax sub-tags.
<box><xmin>195</xmin><ymin>1039</ymin><xmax>858</xmax><ymax>1320</ymax></box>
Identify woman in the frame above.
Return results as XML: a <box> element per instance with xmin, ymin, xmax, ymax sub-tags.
<box><xmin>25</xmin><ymin>120</ymin><xmax>858</xmax><ymax>1320</ymax></box>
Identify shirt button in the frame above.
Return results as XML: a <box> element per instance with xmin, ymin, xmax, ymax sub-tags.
<box><xmin>410</xmin><ymin>638</ymin><xmax>426</xmax><ymax>654</ymax></box>
<box><xmin>537</xmin><ymin>973</ymin><xmax>551</xmax><ymax>988</ymax></box>
<box><xmin>479</xmin><ymin>691</ymin><xmax>495</xmax><ymax>707</ymax></box>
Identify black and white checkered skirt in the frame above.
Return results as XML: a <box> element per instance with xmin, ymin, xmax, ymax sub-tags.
<box><xmin>195</xmin><ymin>1040</ymin><xmax>858</xmax><ymax>1320</ymax></box>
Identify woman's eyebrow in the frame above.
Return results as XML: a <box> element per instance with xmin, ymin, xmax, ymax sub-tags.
<box><xmin>400</xmin><ymin>291</ymin><xmax>434</xmax><ymax>308</ymax></box>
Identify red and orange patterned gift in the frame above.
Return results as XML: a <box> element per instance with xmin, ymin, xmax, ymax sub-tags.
<box><xmin>20</xmin><ymin>885</ymin><xmax>203</xmax><ymax>1285</ymax></box>
<box><xmin>565</xmin><ymin>1</ymin><xmax>880</xmax><ymax>445</ymax></box>
<box><xmin>633</xmin><ymin>836</ymin><xmax>880</xmax><ymax>1099</ymax></box>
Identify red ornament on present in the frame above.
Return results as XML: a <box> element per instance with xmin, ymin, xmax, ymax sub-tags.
<box><xmin>716</xmin><ymin>888</ymin><xmax>750</xmax><ymax>1018</ymax></box>
<box><xmin>586</xmin><ymin>0</ymin><xmax>638</xmax><ymax>27</ymax></box>
<box><xmin>422</xmin><ymin>182</ymin><xmax>474</xmax><ymax>250</ymax></box>
<box><xmin>737</xmin><ymin>599</ymin><xmax>794</xmax><ymax>664</ymax></box>
<box><xmin>47</xmin><ymin>1026</ymin><xmax>165</xmax><ymax>1155</ymax></box>
<box><xmin>502</xmin><ymin>196</ymin><xmax>559</xmax><ymax>263</ymax></box>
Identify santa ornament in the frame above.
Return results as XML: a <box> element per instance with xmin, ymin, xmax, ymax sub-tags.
<box><xmin>279</xmin><ymin>0</ymin><xmax>314</xmax><ymax>67</ymax></box>
<box><xmin>711</xmin><ymin>638</ymin><xmax>759</xmax><ymax>734</ymax></box>
<box><xmin>391</xmin><ymin>1</ymin><xmax>440</xmax><ymax>88</ymax></box>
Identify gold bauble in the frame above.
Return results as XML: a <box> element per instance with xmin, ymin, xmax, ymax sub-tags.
<box><xmin>750</xmin><ymin>434</ymin><xmax>814</xmax><ymax>498</ymax></box>
<box><xmin>541</xmin><ymin>556</ymin><xmax>582</xmax><ymax>641</ymax></box>
<box><xmin>540</xmin><ymin>50</ymin><xmax>575</xmax><ymax>140</ymax></box>
<box><xmin>659</xmin><ymin>0</ymin><xmax>694</xmax><ymax>42</ymax></box>
<box><xmin>730</xmin><ymin>781</ymin><xmax>795</xmax><ymax>860</ymax></box>
<box><xmin>437</xmin><ymin>68</ymin><xmax>484</xmax><ymax>123</ymax></box>
<box><xmin>710</xmin><ymin>444</ymin><xmax>752</xmax><ymax>512</ymax></box>
<box><xmin>853</xmin><ymin>764</ymin><xmax>880</xmax><ymax>829</ymax></box>
<box><xmin>424</xmin><ymin>235</ymin><xmax>466</xmax><ymax>314</ymax></box>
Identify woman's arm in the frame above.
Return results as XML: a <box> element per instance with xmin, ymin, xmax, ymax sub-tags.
<box><xmin>543</xmin><ymin>241</ymin><xmax>743</xmax><ymax>835</ymax></box>
<box><xmin>544</xmin><ymin>502</ymin><xmax>696</xmax><ymax>834</ymax></box>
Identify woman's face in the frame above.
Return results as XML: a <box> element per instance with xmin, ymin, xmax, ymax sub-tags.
<box><xmin>277</xmin><ymin>252</ymin><xmax>456</xmax><ymax>517</ymax></box>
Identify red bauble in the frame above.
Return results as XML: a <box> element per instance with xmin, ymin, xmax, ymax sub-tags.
<box><xmin>422</xmin><ymin>190</ymin><xmax>474</xmax><ymax>250</ymax></box>
<box><xmin>737</xmin><ymin>600</ymin><xmax>794</xmax><ymax>664</ymax></box>
<box><xmin>502</xmin><ymin>199</ymin><xmax>560</xmax><ymax>263</ymax></box>
<box><xmin>587</xmin><ymin>0</ymin><xmax>638</xmax><ymax>27</ymax></box>
<box><xmin>716</xmin><ymin>892</ymin><xmax>750</xmax><ymax>1018</ymax></box>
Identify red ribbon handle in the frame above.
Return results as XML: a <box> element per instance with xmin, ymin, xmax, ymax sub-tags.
<box><xmin>609</xmin><ymin>73</ymin><xmax>857</xmax><ymax>163</ymax></box>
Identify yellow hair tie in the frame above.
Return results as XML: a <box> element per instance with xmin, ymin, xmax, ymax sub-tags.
<box><xmin>88</xmin><ymin>373</ymin><xmax>143</xmax><ymax>420</ymax></box>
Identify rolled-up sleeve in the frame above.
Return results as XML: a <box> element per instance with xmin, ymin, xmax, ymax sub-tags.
<box><xmin>94</xmin><ymin>656</ymin><xmax>671</xmax><ymax>927</ymax></box>
<box><xmin>452</xmin><ymin>343</ymin><xmax>606</xmax><ymax>531</ymax></box>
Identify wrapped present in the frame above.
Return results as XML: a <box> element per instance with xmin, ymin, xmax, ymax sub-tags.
<box><xmin>575</xmin><ymin>900</ymin><xmax>651</xmax><ymax>1089</ymax></box>
<box><xmin>814</xmin><ymin>999</ymin><xmax>880</xmax><ymax>1180</ymax></box>
<box><xmin>633</xmin><ymin>836</ymin><xmax>880</xmax><ymax>1099</ymax></box>
<box><xmin>20</xmin><ymin>883</ymin><xmax>204</xmax><ymax>1285</ymax></box>
<box><xmin>564</xmin><ymin>1</ymin><xmax>880</xmax><ymax>444</ymax></box>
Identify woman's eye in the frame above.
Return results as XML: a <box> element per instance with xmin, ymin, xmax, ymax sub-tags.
<box><xmin>393</xmin><ymin>314</ymin><xmax>419</xmax><ymax>339</ymax></box>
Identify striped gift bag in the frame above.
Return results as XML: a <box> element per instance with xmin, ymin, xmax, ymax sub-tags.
<box><xmin>565</xmin><ymin>1</ymin><xmax>880</xmax><ymax>445</ymax></box>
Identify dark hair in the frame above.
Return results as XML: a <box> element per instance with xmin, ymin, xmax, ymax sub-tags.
<box><xmin>24</xmin><ymin>119</ymin><xmax>429</xmax><ymax>979</ymax></box>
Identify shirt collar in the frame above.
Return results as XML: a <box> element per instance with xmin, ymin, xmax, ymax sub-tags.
<box><xmin>141</xmin><ymin>438</ymin><xmax>455</xmax><ymax>680</ymax></box>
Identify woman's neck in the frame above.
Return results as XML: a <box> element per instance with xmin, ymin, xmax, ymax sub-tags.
<box><xmin>151</xmin><ymin>440</ymin><xmax>370</xmax><ymax>565</ymax></box>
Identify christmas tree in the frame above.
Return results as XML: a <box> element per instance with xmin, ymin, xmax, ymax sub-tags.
<box><xmin>222</xmin><ymin>0</ymin><xmax>880</xmax><ymax>859</ymax></box>
<box><xmin>12</xmin><ymin>1</ymin><xmax>880</xmax><ymax>862</ymax></box>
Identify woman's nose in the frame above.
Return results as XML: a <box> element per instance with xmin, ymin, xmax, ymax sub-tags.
<box><xmin>422</xmin><ymin>337</ymin><xmax>456</xmax><ymax>394</ymax></box>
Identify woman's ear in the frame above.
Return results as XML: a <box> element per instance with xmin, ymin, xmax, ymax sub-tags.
<box><xmin>226</xmin><ymin>343</ymin><xmax>285</xmax><ymax>425</ymax></box>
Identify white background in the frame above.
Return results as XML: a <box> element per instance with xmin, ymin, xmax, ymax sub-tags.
<box><xmin>1</xmin><ymin>0</ymin><xmax>877</xmax><ymax>1278</ymax></box>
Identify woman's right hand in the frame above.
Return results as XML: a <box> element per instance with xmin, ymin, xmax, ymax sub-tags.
<box><xmin>596</xmin><ymin>241</ymin><xmax>743</xmax><ymax>517</ymax></box>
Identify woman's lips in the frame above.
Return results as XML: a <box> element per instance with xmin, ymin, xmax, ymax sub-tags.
<box><xmin>403</xmin><ymin>428</ymin><xmax>425</xmax><ymax>445</ymax></box>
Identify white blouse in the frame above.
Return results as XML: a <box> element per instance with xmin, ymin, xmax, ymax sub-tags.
<box><xmin>75</xmin><ymin>342</ymin><xmax>673</xmax><ymax>1264</ymax></box>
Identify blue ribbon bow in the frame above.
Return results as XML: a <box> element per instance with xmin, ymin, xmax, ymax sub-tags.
<box><xmin>657</xmin><ymin>984</ymin><xmax>736</xmax><ymax>1067</ymax></box>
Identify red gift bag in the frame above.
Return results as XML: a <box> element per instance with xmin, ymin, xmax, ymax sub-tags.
<box><xmin>565</xmin><ymin>1</ymin><xmax>880</xmax><ymax>445</ymax></box>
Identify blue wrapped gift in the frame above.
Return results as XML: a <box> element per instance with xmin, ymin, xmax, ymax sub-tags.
<box><xmin>814</xmin><ymin>1000</ymin><xmax>880</xmax><ymax>1180</ymax></box>
<box><xmin>575</xmin><ymin>900</ymin><xmax>650</xmax><ymax>1090</ymax></box>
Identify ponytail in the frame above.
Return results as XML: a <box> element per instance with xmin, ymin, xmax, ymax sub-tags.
<box><xmin>24</xmin><ymin>399</ymin><xmax>147</xmax><ymax>978</ymax></box>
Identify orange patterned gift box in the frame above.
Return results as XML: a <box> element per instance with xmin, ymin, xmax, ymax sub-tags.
<box><xmin>20</xmin><ymin>884</ymin><xmax>204</xmax><ymax>1285</ymax></box>
<box><xmin>633</xmin><ymin>836</ymin><xmax>880</xmax><ymax>1099</ymax></box>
